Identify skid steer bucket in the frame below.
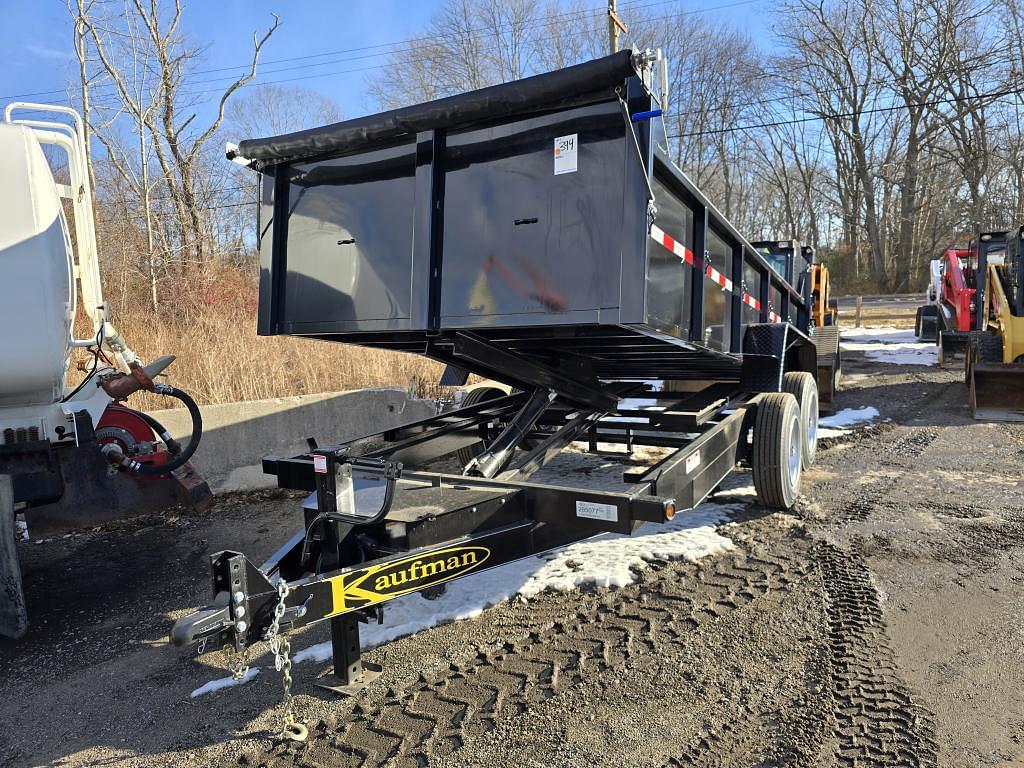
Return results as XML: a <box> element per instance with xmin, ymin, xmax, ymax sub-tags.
<box><xmin>970</xmin><ymin>362</ymin><xmax>1024</xmax><ymax>422</ymax></box>
<box><xmin>915</xmin><ymin>306</ymin><xmax>938</xmax><ymax>342</ymax></box>
<box><xmin>938</xmin><ymin>331</ymin><xmax>968</xmax><ymax>368</ymax></box>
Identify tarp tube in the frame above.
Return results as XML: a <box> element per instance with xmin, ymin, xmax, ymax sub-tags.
<box><xmin>237</xmin><ymin>51</ymin><xmax>637</xmax><ymax>163</ymax></box>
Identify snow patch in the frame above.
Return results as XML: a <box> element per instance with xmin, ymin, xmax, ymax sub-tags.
<box><xmin>820</xmin><ymin>406</ymin><xmax>879</xmax><ymax>427</ymax></box>
<box><xmin>190</xmin><ymin>666</ymin><xmax>259</xmax><ymax>698</ymax></box>
<box><xmin>818</xmin><ymin>406</ymin><xmax>880</xmax><ymax>438</ymax></box>
<box><xmin>840</xmin><ymin>326</ymin><xmax>937</xmax><ymax>366</ymax></box>
<box><xmin>841</xmin><ymin>326</ymin><xmax>919</xmax><ymax>343</ymax></box>
<box><xmin>293</xmin><ymin>502</ymin><xmax>738</xmax><ymax>665</ymax></box>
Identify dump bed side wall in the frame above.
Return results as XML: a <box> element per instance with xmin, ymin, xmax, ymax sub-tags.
<box><xmin>258</xmin><ymin>91</ymin><xmax>651</xmax><ymax>338</ymax></box>
<box><xmin>439</xmin><ymin>102</ymin><xmax>629</xmax><ymax>328</ymax></box>
<box><xmin>255</xmin><ymin>79</ymin><xmax>810</xmax><ymax>357</ymax></box>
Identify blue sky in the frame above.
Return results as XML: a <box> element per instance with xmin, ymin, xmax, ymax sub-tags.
<box><xmin>1</xmin><ymin>0</ymin><xmax>767</xmax><ymax>123</ymax></box>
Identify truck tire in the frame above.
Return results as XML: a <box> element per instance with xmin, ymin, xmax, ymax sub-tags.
<box><xmin>456</xmin><ymin>387</ymin><xmax>506</xmax><ymax>466</ymax></box>
<box><xmin>752</xmin><ymin>392</ymin><xmax>803</xmax><ymax>511</ymax></box>
<box><xmin>782</xmin><ymin>371</ymin><xmax>818</xmax><ymax>469</ymax></box>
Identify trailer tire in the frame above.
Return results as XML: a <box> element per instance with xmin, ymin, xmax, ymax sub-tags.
<box><xmin>752</xmin><ymin>392</ymin><xmax>803</xmax><ymax>510</ymax></box>
<box><xmin>782</xmin><ymin>371</ymin><xmax>818</xmax><ymax>469</ymax></box>
<box><xmin>456</xmin><ymin>387</ymin><xmax>506</xmax><ymax>466</ymax></box>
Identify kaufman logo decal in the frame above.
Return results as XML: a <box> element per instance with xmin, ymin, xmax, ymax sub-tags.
<box><xmin>328</xmin><ymin>546</ymin><xmax>490</xmax><ymax>615</ymax></box>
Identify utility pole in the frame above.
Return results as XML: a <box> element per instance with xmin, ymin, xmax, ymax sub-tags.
<box><xmin>607</xmin><ymin>1</ymin><xmax>627</xmax><ymax>54</ymax></box>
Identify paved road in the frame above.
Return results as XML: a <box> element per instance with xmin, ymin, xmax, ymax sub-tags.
<box><xmin>835</xmin><ymin>294</ymin><xmax>921</xmax><ymax>314</ymax></box>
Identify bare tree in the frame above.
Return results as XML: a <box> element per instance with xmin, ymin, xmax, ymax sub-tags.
<box><xmin>78</xmin><ymin>0</ymin><xmax>278</xmax><ymax>271</ymax></box>
<box><xmin>778</xmin><ymin>0</ymin><xmax>893</xmax><ymax>284</ymax></box>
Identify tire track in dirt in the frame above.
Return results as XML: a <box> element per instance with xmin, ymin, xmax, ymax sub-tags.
<box><xmin>242</xmin><ymin>542</ymin><xmax>815</xmax><ymax>768</ymax></box>
<box><xmin>237</xmin><ymin>524</ymin><xmax>938</xmax><ymax>767</ymax></box>
<box><xmin>814</xmin><ymin>541</ymin><xmax>938</xmax><ymax>767</ymax></box>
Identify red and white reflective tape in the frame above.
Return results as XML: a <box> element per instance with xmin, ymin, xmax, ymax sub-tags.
<box><xmin>768</xmin><ymin>310</ymin><xmax>781</xmax><ymax>323</ymax></box>
<box><xmin>649</xmin><ymin>223</ymin><xmax>695</xmax><ymax>266</ymax></box>
<box><xmin>704</xmin><ymin>264</ymin><xmax>733</xmax><ymax>292</ymax></box>
<box><xmin>649</xmin><ymin>223</ymin><xmax>770</xmax><ymax>314</ymax></box>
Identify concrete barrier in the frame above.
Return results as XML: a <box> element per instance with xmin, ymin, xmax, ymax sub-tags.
<box><xmin>147</xmin><ymin>389</ymin><xmax>436</xmax><ymax>493</ymax></box>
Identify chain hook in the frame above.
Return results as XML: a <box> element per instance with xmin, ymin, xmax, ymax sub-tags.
<box><xmin>266</xmin><ymin>579</ymin><xmax>307</xmax><ymax>743</ymax></box>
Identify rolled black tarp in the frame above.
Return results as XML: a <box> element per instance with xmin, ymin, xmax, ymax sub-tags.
<box><xmin>237</xmin><ymin>50</ymin><xmax>637</xmax><ymax>163</ymax></box>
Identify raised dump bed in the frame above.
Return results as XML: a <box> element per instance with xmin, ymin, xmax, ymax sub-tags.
<box><xmin>175</xmin><ymin>52</ymin><xmax>823</xmax><ymax>728</ymax></box>
<box><xmin>244</xmin><ymin>51</ymin><xmax>813</xmax><ymax>403</ymax></box>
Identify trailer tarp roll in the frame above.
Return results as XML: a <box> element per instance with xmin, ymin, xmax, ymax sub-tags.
<box><xmin>237</xmin><ymin>51</ymin><xmax>637</xmax><ymax>163</ymax></box>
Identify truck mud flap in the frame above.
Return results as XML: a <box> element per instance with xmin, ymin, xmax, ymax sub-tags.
<box><xmin>811</xmin><ymin>326</ymin><xmax>841</xmax><ymax>415</ymax></box>
<box><xmin>0</xmin><ymin>475</ymin><xmax>28</xmax><ymax>639</ymax></box>
<box><xmin>970</xmin><ymin>363</ymin><xmax>1024</xmax><ymax>422</ymax></box>
<box><xmin>938</xmin><ymin>331</ymin><xmax>967</xmax><ymax>368</ymax></box>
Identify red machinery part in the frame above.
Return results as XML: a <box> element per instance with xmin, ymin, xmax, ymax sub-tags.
<box><xmin>95</xmin><ymin>404</ymin><xmax>169</xmax><ymax>476</ymax></box>
<box><xmin>940</xmin><ymin>247</ymin><xmax>976</xmax><ymax>332</ymax></box>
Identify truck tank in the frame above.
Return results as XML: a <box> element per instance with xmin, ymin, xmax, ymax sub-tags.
<box><xmin>0</xmin><ymin>122</ymin><xmax>74</xmax><ymax>409</ymax></box>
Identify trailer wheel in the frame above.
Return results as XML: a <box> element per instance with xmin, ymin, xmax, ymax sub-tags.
<box><xmin>751</xmin><ymin>392</ymin><xmax>803</xmax><ymax>510</ymax></box>
<box><xmin>456</xmin><ymin>387</ymin><xmax>506</xmax><ymax>466</ymax></box>
<box><xmin>782</xmin><ymin>371</ymin><xmax>818</xmax><ymax>469</ymax></box>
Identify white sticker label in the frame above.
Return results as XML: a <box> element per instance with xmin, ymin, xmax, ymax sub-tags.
<box><xmin>313</xmin><ymin>454</ymin><xmax>328</xmax><ymax>474</ymax></box>
<box><xmin>576</xmin><ymin>500</ymin><xmax>618</xmax><ymax>522</ymax></box>
<box><xmin>685</xmin><ymin>450</ymin><xmax>701</xmax><ymax>474</ymax></box>
<box><xmin>554</xmin><ymin>134</ymin><xmax>578</xmax><ymax>175</ymax></box>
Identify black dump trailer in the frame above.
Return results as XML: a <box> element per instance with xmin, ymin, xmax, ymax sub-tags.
<box><xmin>173</xmin><ymin>51</ymin><xmax>820</xmax><ymax>717</ymax></box>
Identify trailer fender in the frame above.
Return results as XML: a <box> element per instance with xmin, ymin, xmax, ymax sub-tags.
<box><xmin>740</xmin><ymin>323</ymin><xmax>816</xmax><ymax>392</ymax></box>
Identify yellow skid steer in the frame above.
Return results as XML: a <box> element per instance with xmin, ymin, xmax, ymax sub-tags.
<box><xmin>967</xmin><ymin>225</ymin><xmax>1024</xmax><ymax>421</ymax></box>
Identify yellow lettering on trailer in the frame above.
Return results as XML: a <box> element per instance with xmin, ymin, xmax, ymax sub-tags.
<box><xmin>327</xmin><ymin>546</ymin><xmax>490</xmax><ymax>616</ymax></box>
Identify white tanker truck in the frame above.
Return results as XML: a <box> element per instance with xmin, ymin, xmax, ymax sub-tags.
<box><xmin>0</xmin><ymin>103</ymin><xmax>209</xmax><ymax>639</ymax></box>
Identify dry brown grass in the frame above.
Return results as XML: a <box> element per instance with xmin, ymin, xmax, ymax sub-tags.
<box><xmin>119</xmin><ymin>312</ymin><xmax>447</xmax><ymax>412</ymax></box>
<box><xmin>75</xmin><ymin>267</ymin><xmax>449</xmax><ymax>411</ymax></box>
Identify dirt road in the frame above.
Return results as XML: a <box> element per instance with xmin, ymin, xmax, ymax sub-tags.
<box><xmin>1</xmin><ymin>333</ymin><xmax>1021</xmax><ymax>767</ymax></box>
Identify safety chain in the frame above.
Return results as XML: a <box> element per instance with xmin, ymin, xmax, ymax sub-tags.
<box><xmin>266</xmin><ymin>579</ymin><xmax>308</xmax><ymax>743</ymax></box>
<box><xmin>226</xmin><ymin>645</ymin><xmax>251</xmax><ymax>682</ymax></box>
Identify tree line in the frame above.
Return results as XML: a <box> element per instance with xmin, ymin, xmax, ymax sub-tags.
<box><xmin>58</xmin><ymin>0</ymin><xmax>1024</xmax><ymax>311</ymax></box>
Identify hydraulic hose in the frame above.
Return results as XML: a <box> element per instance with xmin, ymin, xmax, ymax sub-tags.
<box><xmin>118</xmin><ymin>385</ymin><xmax>202</xmax><ymax>476</ymax></box>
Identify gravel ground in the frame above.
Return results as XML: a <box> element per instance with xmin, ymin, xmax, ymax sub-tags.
<box><xmin>1</xmin><ymin>338</ymin><xmax>1022</xmax><ymax>768</ymax></box>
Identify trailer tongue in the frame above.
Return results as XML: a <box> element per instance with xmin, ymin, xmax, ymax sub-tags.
<box><xmin>174</xmin><ymin>50</ymin><xmax>823</xmax><ymax>737</ymax></box>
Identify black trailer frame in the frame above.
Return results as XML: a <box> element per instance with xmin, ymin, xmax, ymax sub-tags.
<box><xmin>173</xmin><ymin>51</ymin><xmax>821</xmax><ymax>694</ymax></box>
<box><xmin>173</xmin><ymin>378</ymin><xmax>797</xmax><ymax>690</ymax></box>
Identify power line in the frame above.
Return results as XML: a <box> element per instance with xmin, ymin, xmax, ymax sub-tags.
<box><xmin>658</xmin><ymin>52</ymin><xmax>1014</xmax><ymax>125</ymax></box>
<box><xmin>97</xmin><ymin>199</ymin><xmax>252</xmax><ymax>225</ymax></box>
<box><xmin>667</xmin><ymin>80</ymin><xmax>1024</xmax><ymax>139</ymax></box>
<box><xmin>94</xmin><ymin>56</ymin><xmax>1023</xmax><ymax>205</ymax></box>
<box><xmin>2</xmin><ymin>0</ymin><xmax>755</xmax><ymax>103</ymax></box>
